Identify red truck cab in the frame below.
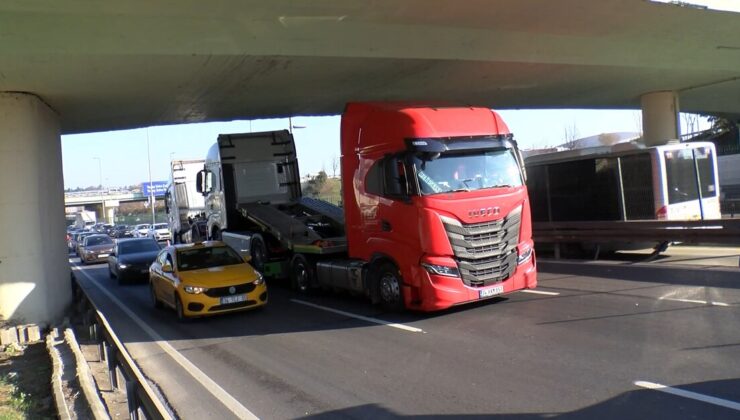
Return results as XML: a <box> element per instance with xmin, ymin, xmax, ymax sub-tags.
<box><xmin>341</xmin><ymin>103</ymin><xmax>537</xmax><ymax>311</ymax></box>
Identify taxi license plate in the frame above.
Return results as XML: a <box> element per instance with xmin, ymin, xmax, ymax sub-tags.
<box><xmin>98</xmin><ymin>254</ymin><xmax>109</xmax><ymax>258</ymax></box>
<box><xmin>220</xmin><ymin>294</ymin><xmax>246</xmax><ymax>305</ymax></box>
<box><xmin>479</xmin><ymin>284</ymin><xmax>504</xmax><ymax>299</ymax></box>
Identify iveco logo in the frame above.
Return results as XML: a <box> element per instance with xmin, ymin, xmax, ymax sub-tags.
<box><xmin>469</xmin><ymin>207</ymin><xmax>500</xmax><ymax>218</ymax></box>
<box><xmin>229</xmin><ymin>286</ymin><xmax>236</xmax><ymax>295</ymax></box>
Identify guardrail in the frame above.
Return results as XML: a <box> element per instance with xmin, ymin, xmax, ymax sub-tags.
<box><xmin>533</xmin><ymin>219</ymin><xmax>740</xmax><ymax>244</ymax></box>
<box><xmin>71</xmin><ymin>275</ymin><xmax>174</xmax><ymax>420</ymax></box>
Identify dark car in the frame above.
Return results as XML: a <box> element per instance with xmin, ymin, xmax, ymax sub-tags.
<box><xmin>110</xmin><ymin>224</ymin><xmax>133</xmax><ymax>238</ymax></box>
<box><xmin>79</xmin><ymin>234</ymin><xmax>115</xmax><ymax>264</ymax></box>
<box><xmin>108</xmin><ymin>238</ymin><xmax>161</xmax><ymax>284</ymax></box>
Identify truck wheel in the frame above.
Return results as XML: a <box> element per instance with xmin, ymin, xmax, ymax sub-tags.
<box><xmin>250</xmin><ymin>234</ymin><xmax>269</xmax><ymax>272</ymax></box>
<box><xmin>290</xmin><ymin>254</ymin><xmax>314</xmax><ymax>294</ymax></box>
<box><xmin>375</xmin><ymin>262</ymin><xmax>405</xmax><ymax>312</ymax></box>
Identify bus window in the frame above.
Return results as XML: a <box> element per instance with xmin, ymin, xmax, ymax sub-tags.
<box><xmin>664</xmin><ymin>149</ymin><xmax>700</xmax><ymax>204</ymax></box>
<box><xmin>695</xmin><ymin>147</ymin><xmax>717</xmax><ymax>198</ymax></box>
<box><xmin>620</xmin><ymin>153</ymin><xmax>655</xmax><ymax>220</ymax></box>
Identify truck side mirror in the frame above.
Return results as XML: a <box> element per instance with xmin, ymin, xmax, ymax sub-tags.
<box><xmin>196</xmin><ymin>171</ymin><xmax>205</xmax><ymax>194</ymax></box>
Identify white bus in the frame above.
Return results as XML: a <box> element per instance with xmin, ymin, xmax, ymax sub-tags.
<box><xmin>525</xmin><ymin>141</ymin><xmax>720</xmax><ymax>223</ymax></box>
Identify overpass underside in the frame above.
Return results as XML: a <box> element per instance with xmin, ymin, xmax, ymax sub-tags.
<box><xmin>1</xmin><ymin>0</ymin><xmax>739</xmax><ymax>323</ymax></box>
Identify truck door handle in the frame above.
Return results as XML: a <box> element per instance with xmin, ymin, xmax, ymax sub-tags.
<box><xmin>381</xmin><ymin>220</ymin><xmax>392</xmax><ymax>232</ymax></box>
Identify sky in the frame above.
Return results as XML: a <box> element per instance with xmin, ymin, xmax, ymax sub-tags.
<box><xmin>61</xmin><ymin>109</ymin><xmax>710</xmax><ymax>189</ymax></box>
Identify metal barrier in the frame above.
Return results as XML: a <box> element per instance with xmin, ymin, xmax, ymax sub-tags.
<box><xmin>72</xmin><ymin>275</ymin><xmax>174</xmax><ymax>420</ymax></box>
<box><xmin>533</xmin><ymin>219</ymin><xmax>740</xmax><ymax>244</ymax></box>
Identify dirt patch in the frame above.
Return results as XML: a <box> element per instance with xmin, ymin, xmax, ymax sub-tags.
<box><xmin>0</xmin><ymin>342</ymin><xmax>56</xmax><ymax>419</ymax></box>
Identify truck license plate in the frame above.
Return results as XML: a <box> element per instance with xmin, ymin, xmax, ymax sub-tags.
<box><xmin>220</xmin><ymin>294</ymin><xmax>246</xmax><ymax>305</ymax></box>
<box><xmin>479</xmin><ymin>284</ymin><xmax>504</xmax><ymax>299</ymax></box>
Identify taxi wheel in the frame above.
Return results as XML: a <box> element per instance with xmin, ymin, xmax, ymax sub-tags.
<box><xmin>175</xmin><ymin>294</ymin><xmax>188</xmax><ymax>322</ymax></box>
<box><xmin>150</xmin><ymin>283</ymin><xmax>163</xmax><ymax>309</ymax></box>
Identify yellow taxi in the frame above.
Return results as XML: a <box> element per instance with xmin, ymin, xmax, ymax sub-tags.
<box><xmin>149</xmin><ymin>241</ymin><xmax>267</xmax><ymax>320</ymax></box>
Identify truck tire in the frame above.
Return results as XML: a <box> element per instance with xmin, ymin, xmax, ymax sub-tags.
<box><xmin>290</xmin><ymin>254</ymin><xmax>315</xmax><ymax>294</ymax></box>
<box><xmin>250</xmin><ymin>234</ymin><xmax>269</xmax><ymax>272</ymax></box>
<box><xmin>375</xmin><ymin>262</ymin><xmax>405</xmax><ymax>312</ymax></box>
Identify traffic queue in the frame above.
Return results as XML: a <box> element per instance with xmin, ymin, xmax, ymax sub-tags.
<box><xmin>66</xmin><ymin>222</ymin><xmax>268</xmax><ymax>320</ymax></box>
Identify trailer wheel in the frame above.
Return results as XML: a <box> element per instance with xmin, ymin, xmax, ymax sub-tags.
<box><xmin>250</xmin><ymin>234</ymin><xmax>269</xmax><ymax>272</ymax></box>
<box><xmin>290</xmin><ymin>254</ymin><xmax>314</xmax><ymax>294</ymax></box>
<box><xmin>375</xmin><ymin>262</ymin><xmax>405</xmax><ymax>312</ymax></box>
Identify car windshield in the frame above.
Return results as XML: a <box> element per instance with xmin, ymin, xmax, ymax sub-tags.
<box><xmin>177</xmin><ymin>246</ymin><xmax>243</xmax><ymax>271</ymax></box>
<box><xmin>119</xmin><ymin>240</ymin><xmax>160</xmax><ymax>254</ymax></box>
<box><xmin>153</xmin><ymin>223</ymin><xmax>168</xmax><ymax>229</ymax></box>
<box><xmin>413</xmin><ymin>149</ymin><xmax>523</xmax><ymax>195</ymax></box>
<box><xmin>85</xmin><ymin>236</ymin><xmax>113</xmax><ymax>246</ymax></box>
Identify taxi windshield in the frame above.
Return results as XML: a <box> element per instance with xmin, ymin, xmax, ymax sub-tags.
<box><xmin>177</xmin><ymin>246</ymin><xmax>244</xmax><ymax>271</ymax></box>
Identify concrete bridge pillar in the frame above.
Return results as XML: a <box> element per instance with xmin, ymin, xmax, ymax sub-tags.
<box><xmin>0</xmin><ymin>93</ymin><xmax>70</xmax><ymax>325</ymax></box>
<box><xmin>641</xmin><ymin>91</ymin><xmax>680</xmax><ymax>147</ymax></box>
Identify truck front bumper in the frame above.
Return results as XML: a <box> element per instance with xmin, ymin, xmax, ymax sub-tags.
<box><xmin>410</xmin><ymin>254</ymin><xmax>537</xmax><ymax>312</ymax></box>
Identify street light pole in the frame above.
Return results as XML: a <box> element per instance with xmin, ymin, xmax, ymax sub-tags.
<box><xmin>146</xmin><ymin>129</ymin><xmax>156</xmax><ymax>225</ymax></box>
<box><xmin>93</xmin><ymin>157</ymin><xmax>105</xmax><ymax>223</ymax></box>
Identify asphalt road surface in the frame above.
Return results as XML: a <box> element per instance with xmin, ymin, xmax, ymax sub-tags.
<box><xmin>71</xmin><ymin>258</ymin><xmax>740</xmax><ymax>419</ymax></box>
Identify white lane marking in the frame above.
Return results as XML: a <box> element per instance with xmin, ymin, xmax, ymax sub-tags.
<box><xmin>520</xmin><ymin>289</ymin><xmax>560</xmax><ymax>296</ymax></box>
<box><xmin>72</xmin><ymin>266</ymin><xmax>259</xmax><ymax>420</ymax></box>
<box><xmin>658</xmin><ymin>297</ymin><xmax>730</xmax><ymax>307</ymax></box>
<box><xmin>290</xmin><ymin>299</ymin><xmax>425</xmax><ymax>333</ymax></box>
<box><xmin>635</xmin><ymin>380</ymin><xmax>740</xmax><ymax>411</ymax></box>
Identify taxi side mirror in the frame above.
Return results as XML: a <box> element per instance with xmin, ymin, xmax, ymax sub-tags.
<box><xmin>162</xmin><ymin>263</ymin><xmax>174</xmax><ymax>273</ymax></box>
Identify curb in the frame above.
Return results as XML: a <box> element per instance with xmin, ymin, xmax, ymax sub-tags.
<box><xmin>46</xmin><ymin>330</ymin><xmax>71</xmax><ymax>420</ymax></box>
<box><xmin>64</xmin><ymin>328</ymin><xmax>111</xmax><ymax>420</ymax></box>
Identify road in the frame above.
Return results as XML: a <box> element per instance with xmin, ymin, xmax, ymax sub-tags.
<box><xmin>71</xmin><ymin>258</ymin><xmax>740</xmax><ymax>419</ymax></box>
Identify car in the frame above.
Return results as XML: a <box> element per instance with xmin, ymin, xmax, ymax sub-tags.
<box><xmin>79</xmin><ymin>234</ymin><xmax>115</xmax><ymax>264</ymax></box>
<box><xmin>133</xmin><ymin>224</ymin><xmax>151</xmax><ymax>237</ymax></box>
<box><xmin>149</xmin><ymin>241</ymin><xmax>267</xmax><ymax>320</ymax></box>
<box><xmin>110</xmin><ymin>224</ymin><xmax>134</xmax><ymax>238</ymax></box>
<box><xmin>108</xmin><ymin>238</ymin><xmax>161</xmax><ymax>284</ymax></box>
<box><xmin>147</xmin><ymin>223</ymin><xmax>172</xmax><ymax>242</ymax></box>
<box><xmin>72</xmin><ymin>231</ymin><xmax>95</xmax><ymax>255</ymax></box>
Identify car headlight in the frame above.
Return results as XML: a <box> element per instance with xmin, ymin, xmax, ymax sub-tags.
<box><xmin>184</xmin><ymin>285</ymin><xmax>208</xmax><ymax>294</ymax></box>
<box><xmin>421</xmin><ymin>263</ymin><xmax>460</xmax><ymax>278</ymax></box>
<box><xmin>118</xmin><ymin>264</ymin><xmax>128</xmax><ymax>269</ymax></box>
<box><xmin>517</xmin><ymin>248</ymin><xmax>533</xmax><ymax>265</ymax></box>
<box><xmin>253</xmin><ymin>272</ymin><xmax>264</xmax><ymax>285</ymax></box>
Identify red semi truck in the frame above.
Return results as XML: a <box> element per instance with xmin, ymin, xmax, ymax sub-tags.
<box><xmin>198</xmin><ymin>102</ymin><xmax>537</xmax><ymax>311</ymax></box>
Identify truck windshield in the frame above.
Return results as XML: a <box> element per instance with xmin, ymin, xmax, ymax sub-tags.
<box><xmin>413</xmin><ymin>149</ymin><xmax>523</xmax><ymax>195</ymax></box>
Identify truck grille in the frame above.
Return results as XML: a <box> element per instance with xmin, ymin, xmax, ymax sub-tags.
<box><xmin>442</xmin><ymin>207</ymin><xmax>521</xmax><ymax>287</ymax></box>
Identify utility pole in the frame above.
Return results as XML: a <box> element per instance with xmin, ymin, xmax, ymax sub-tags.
<box><xmin>93</xmin><ymin>157</ymin><xmax>105</xmax><ymax>223</ymax></box>
<box><xmin>146</xmin><ymin>129</ymin><xmax>156</xmax><ymax>225</ymax></box>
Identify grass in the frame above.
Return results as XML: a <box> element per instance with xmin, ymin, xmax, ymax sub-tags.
<box><xmin>0</xmin><ymin>344</ymin><xmax>55</xmax><ymax>420</ymax></box>
<box><xmin>0</xmin><ymin>374</ymin><xmax>32</xmax><ymax>420</ymax></box>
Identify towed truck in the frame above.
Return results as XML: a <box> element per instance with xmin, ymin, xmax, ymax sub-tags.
<box><xmin>165</xmin><ymin>159</ymin><xmax>207</xmax><ymax>243</ymax></box>
<box><xmin>196</xmin><ymin>102</ymin><xmax>537</xmax><ymax>311</ymax></box>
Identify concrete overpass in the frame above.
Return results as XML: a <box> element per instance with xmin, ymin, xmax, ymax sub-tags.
<box><xmin>1</xmin><ymin>0</ymin><xmax>740</xmax><ymax>323</ymax></box>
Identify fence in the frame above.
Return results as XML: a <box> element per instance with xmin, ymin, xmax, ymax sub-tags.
<box><xmin>71</xmin><ymin>275</ymin><xmax>173</xmax><ymax>420</ymax></box>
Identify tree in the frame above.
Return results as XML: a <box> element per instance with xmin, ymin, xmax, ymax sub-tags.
<box><xmin>563</xmin><ymin>122</ymin><xmax>580</xmax><ymax>150</ymax></box>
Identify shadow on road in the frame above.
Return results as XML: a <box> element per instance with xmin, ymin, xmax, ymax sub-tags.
<box><xmin>300</xmin><ymin>378</ymin><xmax>740</xmax><ymax>419</ymax></box>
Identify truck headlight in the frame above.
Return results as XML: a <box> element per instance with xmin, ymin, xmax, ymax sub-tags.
<box><xmin>184</xmin><ymin>285</ymin><xmax>208</xmax><ymax>294</ymax></box>
<box><xmin>253</xmin><ymin>272</ymin><xmax>264</xmax><ymax>285</ymax></box>
<box><xmin>421</xmin><ymin>263</ymin><xmax>460</xmax><ymax>278</ymax></box>
<box><xmin>517</xmin><ymin>248</ymin><xmax>533</xmax><ymax>265</ymax></box>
